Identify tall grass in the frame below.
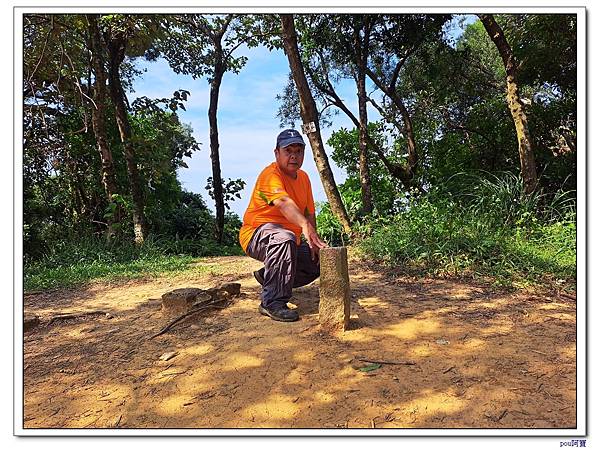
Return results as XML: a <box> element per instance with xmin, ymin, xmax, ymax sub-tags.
<box><xmin>359</xmin><ymin>172</ymin><xmax>576</xmax><ymax>287</ymax></box>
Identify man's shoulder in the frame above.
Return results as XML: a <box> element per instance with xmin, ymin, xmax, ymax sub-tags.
<box><xmin>298</xmin><ymin>169</ymin><xmax>311</xmax><ymax>183</ymax></box>
<box><xmin>257</xmin><ymin>162</ymin><xmax>278</xmax><ymax>178</ymax></box>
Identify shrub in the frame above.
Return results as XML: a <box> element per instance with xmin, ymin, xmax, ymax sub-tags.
<box><xmin>359</xmin><ymin>172</ymin><xmax>576</xmax><ymax>286</ymax></box>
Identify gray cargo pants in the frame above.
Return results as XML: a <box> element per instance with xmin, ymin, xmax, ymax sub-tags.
<box><xmin>245</xmin><ymin>223</ymin><xmax>320</xmax><ymax>308</ymax></box>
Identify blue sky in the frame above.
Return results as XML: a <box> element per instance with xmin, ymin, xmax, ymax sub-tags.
<box><xmin>130</xmin><ymin>15</ymin><xmax>476</xmax><ymax>218</ymax></box>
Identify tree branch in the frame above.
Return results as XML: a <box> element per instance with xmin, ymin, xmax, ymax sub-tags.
<box><xmin>27</xmin><ymin>15</ymin><xmax>54</xmax><ymax>84</ymax></box>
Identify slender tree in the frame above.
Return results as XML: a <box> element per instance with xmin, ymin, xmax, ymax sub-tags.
<box><xmin>279</xmin><ymin>14</ymin><xmax>352</xmax><ymax>234</ymax></box>
<box><xmin>479</xmin><ymin>14</ymin><xmax>538</xmax><ymax>194</ymax></box>
<box><xmin>354</xmin><ymin>18</ymin><xmax>373</xmax><ymax>214</ymax></box>
<box><xmin>305</xmin><ymin>15</ymin><xmax>374</xmax><ymax>214</ymax></box>
<box><xmin>86</xmin><ymin>14</ymin><xmax>122</xmax><ymax>239</ymax></box>
<box><xmin>102</xmin><ymin>15</ymin><xmax>149</xmax><ymax>244</ymax></box>
<box><xmin>365</xmin><ymin>15</ymin><xmax>449</xmax><ymax>189</ymax></box>
<box><xmin>157</xmin><ymin>14</ymin><xmax>259</xmax><ymax>242</ymax></box>
<box><xmin>281</xmin><ymin>15</ymin><xmax>447</xmax><ymax>192</ymax></box>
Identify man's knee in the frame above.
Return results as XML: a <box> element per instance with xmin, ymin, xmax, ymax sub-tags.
<box><xmin>268</xmin><ymin>228</ymin><xmax>297</xmax><ymax>247</ymax></box>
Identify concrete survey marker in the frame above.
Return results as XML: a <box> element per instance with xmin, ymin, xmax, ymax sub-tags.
<box><xmin>319</xmin><ymin>246</ymin><xmax>351</xmax><ymax>332</ymax></box>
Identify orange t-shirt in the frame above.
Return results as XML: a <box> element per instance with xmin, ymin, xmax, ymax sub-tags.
<box><xmin>239</xmin><ymin>162</ymin><xmax>316</xmax><ymax>252</ymax></box>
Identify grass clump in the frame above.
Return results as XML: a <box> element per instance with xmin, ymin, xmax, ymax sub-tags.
<box><xmin>358</xmin><ymin>172</ymin><xmax>576</xmax><ymax>288</ymax></box>
<box><xmin>23</xmin><ymin>234</ymin><xmax>242</xmax><ymax>291</ymax></box>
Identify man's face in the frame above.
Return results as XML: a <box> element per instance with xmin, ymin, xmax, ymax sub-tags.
<box><xmin>275</xmin><ymin>143</ymin><xmax>305</xmax><ymax>177</ymax></box>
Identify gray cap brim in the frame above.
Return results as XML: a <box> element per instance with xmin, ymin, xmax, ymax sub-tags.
<box><xmin>278</xmin><ymin>136</ymin><xmax>306</xmax><ymax>148</ymax></box>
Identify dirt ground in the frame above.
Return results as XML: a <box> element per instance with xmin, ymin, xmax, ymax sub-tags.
<box><xmin>22</xmin><ymin>253</ymin><xmax>577</xmax><ymax>430</ymax></box>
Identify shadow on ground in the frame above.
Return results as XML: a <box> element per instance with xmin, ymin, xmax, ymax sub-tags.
<box><xmin>22</xmin><ymin>254</ymin><xmax>577</xmax><ymax>430</ymax></box>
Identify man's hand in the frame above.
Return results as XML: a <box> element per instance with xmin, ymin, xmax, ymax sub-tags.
<box><xmin>273</xmin><ymin>196</ymin><xmax>328</xmax><ymax>261</ymax></box>
<box><xmin>301</xmin><ymin>221</ymin><xmax>328</xmax><ymax>262</ymax></box>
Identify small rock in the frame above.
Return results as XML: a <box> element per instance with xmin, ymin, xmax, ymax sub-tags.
<box><xmin>194</xmin><ymin>291</ymin><xmax>213</xmax><ymax>304</ymax></box>
<box><xmin>105</xmin><ymin>313</ymin><xmax>113</xmax><ymax>319</ymax></box>
<box><xmin>159</xmin><ymin>351</ymin><xmax>178</xmax><ymax>362</ymax></box>
<box><xmin>436</xmin><ymin>338</ymin><xmax>450</xmax><ymax>345</ymax></box>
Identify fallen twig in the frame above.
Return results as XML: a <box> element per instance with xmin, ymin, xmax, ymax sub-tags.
<box><xmin>47</xmin><ymin>310</ymin><xmax>107</xmax><ymax>325</ymax></box>
<box><xmin>149</xmin><ymin>300</ymin><xmax>229</xmax><ymax>339</ymax></box>
<box><xmin>358</xmin><ymin>358</ymin><xmax>416</xmax><ymax>366</ymax></box>
<box><xmin>159</xmin><ymin>371</ymin><xmax>187</xmax><ymax>378</ymax></box>
<box><xmin>559</xmin><ymin>292</ymin><xmax>576</xmax><ymax>301</ymax></box>
<box><xmin>443</xmin><ymin>366</ymin><xmax>455</xmax><ymax>374</ymax></box>
<box><xmin>119</xmin><ymin>349</ymin><xmax>136</xmax><ymax>360</ymax></box>
<box><xmin>194</xmin><ymin>391</ymin><xmax>216</xmax><ymax>400</ymax></box>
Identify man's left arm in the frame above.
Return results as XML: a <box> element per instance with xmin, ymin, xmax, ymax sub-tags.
<box><xmin>306</xmin><ymin>213</ymin><xmax>317</xmax><ymax>231</ymax></box>
<box><xmin>305</xmin><ymin>176</ymin><xmax>326</xmax><ymax>260</ymax></box>
<box><xmin>305</xmin><ymin>176</ymin><xmax>318</xmax><ymax>232</ymax></box>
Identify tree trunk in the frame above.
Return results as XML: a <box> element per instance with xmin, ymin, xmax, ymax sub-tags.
<box><xmin>208</xmin><ymin>57</ymin><xmax>226</xmax><ymax>243</ymax></box>
<box><xmin>308</xmin><ymin>65</ymin><xmax>415</xmax><ymax>191</ymax></box>
<box><xmin>480</xmin><ymin>14</ymin><xmax>538</xmax><ymax>195</ymax></box>
<box><xmin>355</xmin><ymin>26</ymin><xmax>373</xmax><ymax>215</ymax></box>
<box><xmin>87</xmin><ymin>14</ymin><xmax>121</xmax><ymax>240</ymax></box>
<box><xmin>280</xmin><ymin>14</ymin><xmax>352</xmax><ymax>234</ymax></box>
<box><xmin>106</xmin><ymin>33</ymin><xmax>147</xmax><ymax>244</ymax></box>
<box><xmin>395</xmin><ymin>99</ymin><xmax>418</xmax><ymax>178</ymax></box>
<box><xmin>365</xmin><ymin>67</ymin><xmax>420</xmax><ymax>188</ymax></box>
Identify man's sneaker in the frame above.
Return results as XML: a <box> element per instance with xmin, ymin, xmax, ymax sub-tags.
<box><xmin>258</xmin><ymin>303</ymin><xmax>299</xmax><ymax>322</ymax></box>
<box><xmin>253</xmin><ymin>268</ymin><xmax>265</xmax><ymax>286</ymax></box>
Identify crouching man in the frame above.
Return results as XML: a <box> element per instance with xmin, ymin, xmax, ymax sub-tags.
<box><xmin>239</xmin><ymin>129</ymin><xmax>328</xmax><ymax>322</ymax></box>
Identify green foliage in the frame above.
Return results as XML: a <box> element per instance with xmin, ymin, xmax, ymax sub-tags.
<box><xmin>399</xmin><ymin>14</ymin><xmax>576</xmax><ymax>194</ymax></box>
<box><xmin>154</xmin><ymin>14</ymin><xmax>258</xmax><ymax>81</ymax></box>
<box><xmin>23</xmin><ymin>13</ymin><xmax>578</xmax><ymax>292</ymax></box>
<box><xmin>24</xmin><ymin>217</ymin><xmax>244</xmax><ymax>291</ymax></box>
<box><xmin>327</xmin><ymin>124</ymin><xmax>406</xmax><ymax>215</ymax></box>
<box><xmin>316</xmin><ymin>201</ymin><xmax>347</xmax><ymax>247</ymax></box>
<box><xmin>499</xmin><ymin>14</ymin><xmax>576</xmax><ymax>93</ymax></box>
<box><xmin>23</xmin><ymin>86</ymin><xmax>204</xmax><ymax>257</ymax></box>
<box><xmin>205</xmin><ymin>177</ymin><xmax>246</xmax><ymax>211</ymax></box>
<box><xmin>359</xmin><ymin>173</ymin><xmax>575</xmax><ymax>287</ymax></box>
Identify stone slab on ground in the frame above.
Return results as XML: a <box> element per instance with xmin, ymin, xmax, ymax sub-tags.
<box><xmin>161</xmin><ymin>288</ymin><xmax>206</xmax><ymax>318</ymax></box>
<box><xmin>319</xmin><ymin>246</ymin><xmax>351</xmax><ymax>332</ymax></box>
<box><xmin>161</xmin><ymin>284</ymin><xmax>242</xmax><ymax>318</ymax></box>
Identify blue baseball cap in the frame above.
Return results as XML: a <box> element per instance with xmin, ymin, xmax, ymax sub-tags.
<box><xmin>276</xmin><ymin>129</ymin><xmax>305</xmax><ymax>148</ymax></box>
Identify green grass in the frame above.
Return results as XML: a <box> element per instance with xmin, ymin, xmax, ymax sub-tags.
<box><xmin>359</xmin><ymin>210</ymin><xmax>575</xmax><ymax>289</ymax></box>
<box><xmin>23</xmin><ymin>234</ymin><xmax>243</xmax><ymax>291</ymax></box>
<box><xmin>24</xmin><ymin>254</ymin><xmax>196</xmax><ymax>291</ymax></box>
<box><xmin>357</xmin><ymin>173</ymin><xmax>576</xmax><ymax>289</ymax></box>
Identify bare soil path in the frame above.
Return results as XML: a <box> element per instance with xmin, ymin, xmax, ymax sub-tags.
<box><xmin>23</xmin><ymin>254</ymin><xmax>577</xmax><ymax>429</ymax></box>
